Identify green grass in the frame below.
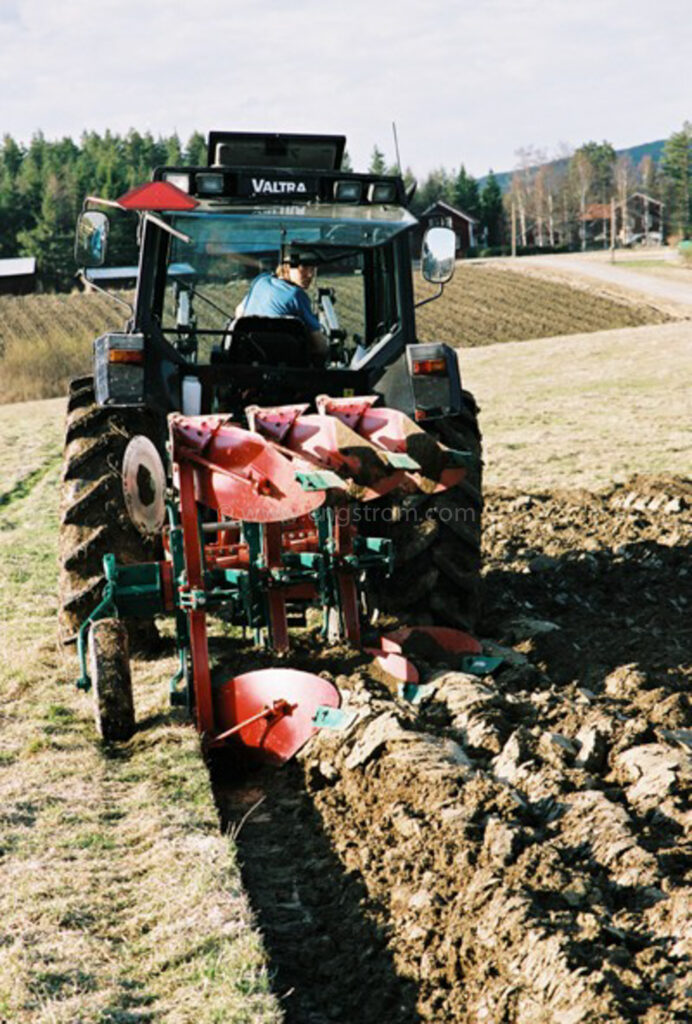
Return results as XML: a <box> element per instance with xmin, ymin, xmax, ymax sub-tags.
<box><xmin>0</xmin><ymin>402</ymin><xmax>282</xmax><ymax>1024</ymax></box>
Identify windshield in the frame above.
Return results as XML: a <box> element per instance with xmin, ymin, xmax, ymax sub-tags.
<box><xmin>163</xmin><ymin>209</ymin><xmax>409</xmax><ymax>354</ymax></box>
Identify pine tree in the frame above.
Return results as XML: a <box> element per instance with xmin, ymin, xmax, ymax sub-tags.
<box><xmin>662</xmin><ymin>122</ymin><xmax>692</xmax><ymax>238</ymax></box>
<box><xmin>0</xmin><ymin>136</ymin><xmax>27</xmax><ymax>258</ymax></box>
<box><xmin>368</xmin><ymin>146</ymin><xmax>387</xmax><ymax>175</ymax></box>
<box><xmin>574</xmin><ymin>141</ymin><xmax>616</xmax><ymax>201</ymax></box>
<box><xmin>17</xmin><ymin>172</ymin><xmax>77</xmax><ymax>290</ymax></box>
<box><xmin>185</xmin><ymin>131</ymin><xmax>207</xmax><ymax>165</ymax></box>
<box><xmin>480</xmin><ymin>172</ymin><xmax>504</xmax><ymax>247</ymax></box>
<box><xmin>453</xmin><ymin>165</ymin><xmax>480</xmax><ymax>219</ymax></box>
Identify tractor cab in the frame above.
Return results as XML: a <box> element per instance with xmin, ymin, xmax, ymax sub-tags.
<box><xmin>76</xmin><ymin>131</ymin><xmax>459</xmax><ymax>422</ymax></box>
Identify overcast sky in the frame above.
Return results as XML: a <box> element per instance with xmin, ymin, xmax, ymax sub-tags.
<box><xmin>1</xmin><ymin>0</ymin><xmax>689</xmax><ymax>177</ymax></box>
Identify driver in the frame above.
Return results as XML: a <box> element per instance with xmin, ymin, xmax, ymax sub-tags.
<box><xmin>235</xmin><ymin>254</ymin><xmax>329</xmax><ymax>360</ymax></box>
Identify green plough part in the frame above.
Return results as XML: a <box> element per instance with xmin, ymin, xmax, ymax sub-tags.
<box><xmin>295</xmin><ymin>469</ymin><xmax>346</xmax><ymax>491</ymax></box>
<box><xmin>384</xmin><ymin>451</ymin><xmax>420</xmax><ymax>470</ymax></box>
<box><xmin>312</xmin><ymin>705</ymin><xmax>357</xmax><ymax>731</ymax></box>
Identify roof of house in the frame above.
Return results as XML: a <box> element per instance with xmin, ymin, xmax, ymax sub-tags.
<box><xmin>85</xmin><ymin>262</ymin><xmax>196</xmax><ymax>282</ymax></box>
<box><xmin>582</xmin><ymin>203</ymin><xmax>612</xmax><ymax>220</ymax></box>
<box><xmin>421</xmin><ymin>200</ymin><xmax>478</xmax><ymax>224</ymax></box>
<box><xmin>581</xmin><ymin>192</ymin><xmax>665</xmax><ymax>220</ymax></box>
<box><xmin>0</xmin><ymin>257</ymin><xmax>37</xmax><ymax>278</ymax></box>
<box><xmin>629</xmin><ymin>192</ymin><xmax>664</xmax><ymax>208</ymax></box>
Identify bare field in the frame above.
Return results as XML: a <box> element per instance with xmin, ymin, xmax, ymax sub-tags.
<box><xmin>416</xmin><ymin>262</ymin><xmax>673</xmax><ymax>345</ymax></box>
<box><xmin>0</xmin><ymin>325</ymin><xmax>689</xmax><ymax>1022</ymax></box>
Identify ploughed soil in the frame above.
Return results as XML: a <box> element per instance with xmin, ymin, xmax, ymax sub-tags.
<box><xmin>213</xmin><ymin>474</ymin><xmax>691</xmax><ymax>1023</ymax></box>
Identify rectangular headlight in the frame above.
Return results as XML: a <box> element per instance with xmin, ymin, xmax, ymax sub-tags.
<box><xmin>368</xmin><ymin>181</ymin><xmax>397</xmax><ymax>203</ymax></box>
<box><xmin>162</xmin><ymin>172</ymin><xmax>190</xmax><ymax>193</ymax></box>
<box><xmin>334</xmin><ymin>180</ymin><xmax>362</xmax><ymax>202</ymax></box>
<box><xmin>195</xmin><ymin>172</ymin><xmax>224</xmax><ymax>195</ymax></box>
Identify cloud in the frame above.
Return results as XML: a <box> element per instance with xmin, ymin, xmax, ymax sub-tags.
<box><xmin>0</xmin><ymin>0</ymin><xmax>690</xmax><ymax>175</ymax></box>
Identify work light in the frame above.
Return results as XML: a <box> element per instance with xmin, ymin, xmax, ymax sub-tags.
<box><xmin>195</xmin><ymin>172</ymin><xmax>224</xmax><ymax>195</ymax></box>
<box><xmin>162</xmin><ymin>172</ymin><xmax>190</xmax><ymax>193</ymax></box>
<box><xmin>334</xmin><ymin>180</ymin><xmax>363</xmax><ymax>202</ymax></box>
<box><xmin>368</xmin><ymin>181</ymin><xmax>397</xmax><ymax>204</ymax></box>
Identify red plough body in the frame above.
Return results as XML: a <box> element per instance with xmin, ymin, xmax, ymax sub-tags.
<box><xmin>88</xmin><ymin>397</ymin><xmax>469</xmax><ymax>761</ymax></box>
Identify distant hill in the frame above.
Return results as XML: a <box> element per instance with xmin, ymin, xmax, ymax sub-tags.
<box><xmin>480</xmin><ymin>139</ymin><xmax>666</xmax><ymax>193</ymax></box>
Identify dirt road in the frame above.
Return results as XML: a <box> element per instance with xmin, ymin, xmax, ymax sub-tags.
<box><xmin>506</xmin><ymin>251</ymin><xmax>692</xmax><ymax>311</ymax></box>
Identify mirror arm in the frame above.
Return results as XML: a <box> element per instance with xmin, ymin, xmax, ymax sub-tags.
<box><xmin>84</xmin><ymin>196</ymin><xmax>123</xmax><ymax>211</ymax></box>
<box><xmin>414</xmin><ymin>283</ymin><xmax>444</xmax><ymax>309</ymax></box>
<box><xmin>76</xmin><ymin>271</ymin><xmax>134</xmax><ymax>315</ymax></box>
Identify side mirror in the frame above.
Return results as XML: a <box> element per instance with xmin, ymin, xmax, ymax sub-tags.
<box><xmin>75</xmin><ymin>211</ymin><xmax>109</xmax><ymax>267</ymax></box>
<box><xmin>421</xmin><ymin>226</ymin><xmax>456</xmax><ymax>284</ymax></box>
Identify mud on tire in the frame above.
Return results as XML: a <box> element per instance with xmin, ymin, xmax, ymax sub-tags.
<box><xmin>366</xmin><ymin>390</ymin><xmax>483</xmax><ymax>632</ymax></box>
<box><xmin>88</xmin><ymin>618</ymin><xmax>136</xmax><ymax>742</ymax></box>
<box><xmin>58</xmin><ymin>376</ymin><xmax>164</xmax><ymax>644</ymax></box>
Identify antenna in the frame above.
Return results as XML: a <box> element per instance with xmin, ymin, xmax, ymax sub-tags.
<box><xmin>392</xmin><ymin>121</ymin><xmax>402</xmax><ymax>175</ymax></box>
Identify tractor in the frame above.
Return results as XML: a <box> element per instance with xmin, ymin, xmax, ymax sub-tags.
<box><xmin>60</xmin><ymin>131</ymin><xmax>482</xmax><ymax>754</ymax></box>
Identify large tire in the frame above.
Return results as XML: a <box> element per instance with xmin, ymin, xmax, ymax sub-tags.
<box><xmin>88</xmin><ymin>618</ymin><xmax>135</xmax><ymax>742</ymax></box>
<box><xmin>364</xmin><ymin>390</ymin><xmax>483</xmax><ymax>632</ymax></box>
<box><xmin>58</xmin><ymin>376</ymin><xmax>164</xmax><ymax>645</ymax></box>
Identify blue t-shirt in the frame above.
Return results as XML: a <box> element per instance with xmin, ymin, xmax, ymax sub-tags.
<box><xmin>241</xmin><ymin>273</ymin><xmax>321</xmax><ymax>332</ymax></box>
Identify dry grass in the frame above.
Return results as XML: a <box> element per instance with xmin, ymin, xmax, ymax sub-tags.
<box><xmin>0</xmin><ymin>400</ymin><xmax>282</xmax><ymax>1023</ymax></box>
<box><xmin>459</xmin><ymin>320</ymin><xmax>692</xmax><ymax>490</ymax></box>
<box><xmin>0</xmin><ymin>292</ymin><xmax>130</xmax><ymax>404</ymax></box>
<box><xmin>0</xmin><ymin>263</ymin><xmax>675</xmax><ymax>405</ymax></box>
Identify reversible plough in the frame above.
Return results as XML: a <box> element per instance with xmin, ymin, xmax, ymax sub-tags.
<box><xmin>77</xmin><ymin>394</ymin><xmax>490</xmax><ymax>761</ymax></box>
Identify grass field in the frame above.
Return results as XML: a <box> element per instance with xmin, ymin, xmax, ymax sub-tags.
<box><xmin>0</xmin><ymin>263</ymin><xmax>674</xmax><ymax>404</ymax></box>
<box><xmin>0</xmin><ymin>400</ymin><xmax>282</xmax><ymax>1023</ymax></box>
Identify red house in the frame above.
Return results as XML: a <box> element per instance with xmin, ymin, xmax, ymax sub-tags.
<box><xmin>415</xmin><ymin>201</ymin><xmax>478</xmax><ymax>257</ymax></box>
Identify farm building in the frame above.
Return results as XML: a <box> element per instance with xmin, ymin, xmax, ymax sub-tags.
<box><xmin>0</xmin><ymin>256</ymin><xmax>37</xmax><ymax>294</ymax></box>
<box><xmin>84</xmin><ymin>262</ymin><xmax>197</xmax><ymax>290</ymax></box>
<box><xmin>415</xmin><ymin>201</ymin><xmax>478</xmax><ymax>257</ymax></box>
<box><xmin>580</xmin><ymin>193</ymin><xmax>664</xmax><ymax>246</ymax></box>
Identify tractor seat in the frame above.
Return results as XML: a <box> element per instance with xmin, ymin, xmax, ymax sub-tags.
<box><xmin>223</xmin><ymin>315</ymin><xmax>312</xmax><ymax>367</ymax></box>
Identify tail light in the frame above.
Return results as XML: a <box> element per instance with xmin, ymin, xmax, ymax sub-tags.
<box><xmin>412</xmin><ymin>357</ymin><xmax>447</xmax><ymax>376</ymax></box>
<box><xmin>108</xmin><ymin>349</ymin><xmax>144</xmax><ymax>364</ymax></box>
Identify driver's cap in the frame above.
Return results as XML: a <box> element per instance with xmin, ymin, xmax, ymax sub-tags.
<box><xmin>285</xmin><ymin>249</ymin><xmax>319</xmax><ymax>267</ymax></box>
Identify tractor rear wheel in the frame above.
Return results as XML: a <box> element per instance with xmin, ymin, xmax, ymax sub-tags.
<box><xmin>365</xmin><ymin>390</ymin><xmax>483</xmax><ymax>632</ymax></box>
<box><xmin>58</xmin><ymin>377</ymin><xmax>165</xmax><ymax>646</ymax></box>
<box><xmin>88</xmin><ymin>618</ymin><xmax>135</xmax><ymax>742</ymax></box>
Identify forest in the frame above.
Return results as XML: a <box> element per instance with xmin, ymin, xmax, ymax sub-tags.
<box><xmin>0</xmin><ymin>122</ymin><xmax>690</xmax><ymax>291</ymax></box>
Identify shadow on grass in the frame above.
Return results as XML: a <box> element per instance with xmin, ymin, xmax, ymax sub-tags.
<box><xmin>211</xmin><ymin>757</ymin><xmax>421</xmax><ymax>1024</ymax></box>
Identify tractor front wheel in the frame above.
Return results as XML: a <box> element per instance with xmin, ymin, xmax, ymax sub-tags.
<box><xmin>88</xmin><ymin>618</ymin><xmax>135</xmax><ymax>742</ymax></box>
